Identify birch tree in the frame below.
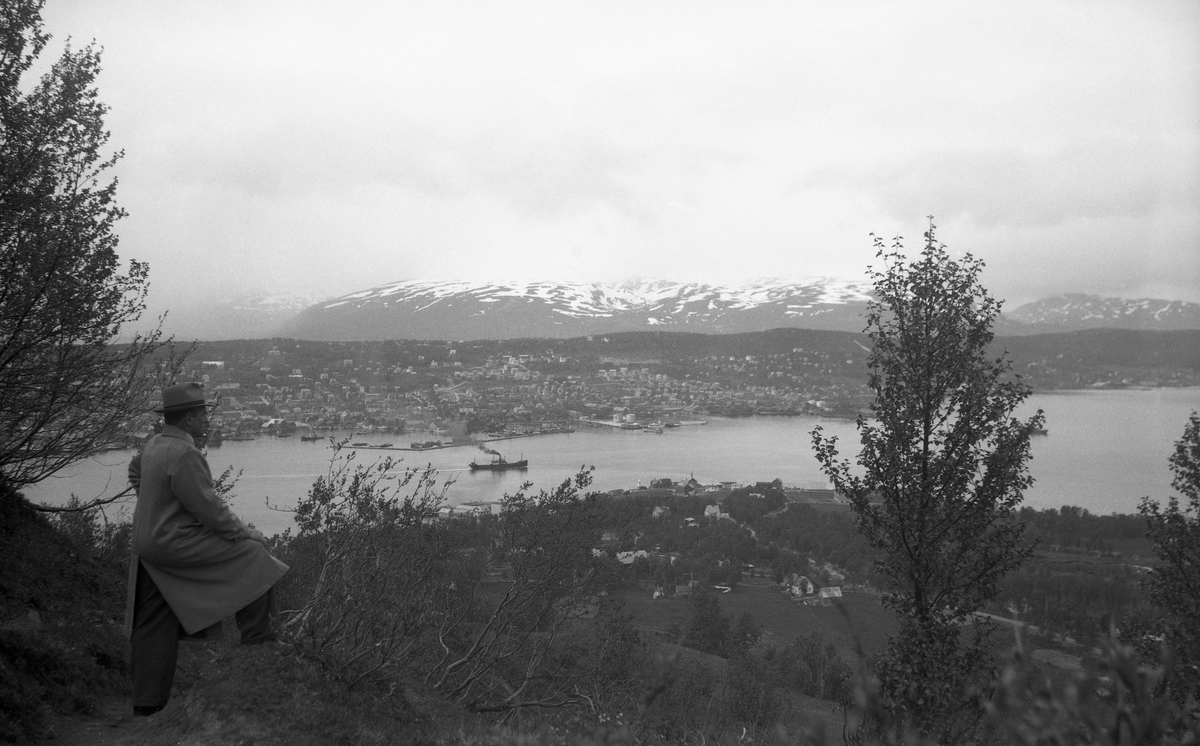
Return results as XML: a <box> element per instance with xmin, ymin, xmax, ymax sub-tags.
<box><xmin>812</xmin><ymin>220</ymin><xmax>1043</xmax><ymax>742</ymax></box>
<box><xmin>1137</xmin><ymin>412</ymin><xmax>1200</xmax><ymax>705</ymax></box>
<box><xmin>1</xmin><ymin>0</ymin><xmax>165</xmax><ymax>498</ymax></box>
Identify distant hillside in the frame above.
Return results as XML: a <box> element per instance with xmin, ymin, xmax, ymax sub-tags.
<box><xmin>526</xmin><ymin>327</ymin><xmax>871</xmax><ymax>361</ymax></box>
<box><xmin>998</xmin><ymin>328</ymin><xmax>1200</xmax><ymax>370</ymax></box>
<box><xmin>187</xmin><ymin>327</ymin><xmax>1200</xmax><ymax>393</ymax></box>
<box><xmin>480</xmin><ymin>327</ymin><xmax>1199</xmax><ymax>371</ymax></box>
<box><xmin>996</xmin><ymin>328</ymin><xmax>1200</xmax><ymax>388</ymax></box>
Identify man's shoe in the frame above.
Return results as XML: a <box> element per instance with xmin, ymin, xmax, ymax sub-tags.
<box><xmin>132</xmin><ymin>704</ymin><xmax>164</xmax><ymax>717</ymax></box>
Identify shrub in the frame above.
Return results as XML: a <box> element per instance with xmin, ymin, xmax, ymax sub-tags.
<box><xmin>277</xmin><ymin>447</ymin><xmax>450</xmax><ymax>689</ymax></box>
<box><xmin>49</xmin><ymin>495</ymin><xmax>132</xmax><ymax>567</ymax></box>
<box><xmin>279</xmin><ymin>449</ymin><xmax>615</xmax><ymax>713</ymax></box>
<box><xmin>426</xmin><ymin>469</ymin><xmax>608</xmax><ymax>711</ymax></box>
<box><xmin>845</xmin><ymin>638</ymin><xmax>1200</xmax><ymax>746</ymax></box>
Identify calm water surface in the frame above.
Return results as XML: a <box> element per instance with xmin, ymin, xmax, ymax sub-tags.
<box><xmin>25</xmin><ymin>388</ymin><xmax>1200</xmax><ymax>535</ymax></box>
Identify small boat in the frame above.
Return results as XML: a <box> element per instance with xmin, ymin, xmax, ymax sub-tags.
<box><xmin>351</xmin><ymin>441</ymin><xmax>369</xmax><ymax>447</ymax></box>
<box><xmin>300</xmin><ymin>434</ymin><xmax>323</xmax><ymax>442</ymax></box>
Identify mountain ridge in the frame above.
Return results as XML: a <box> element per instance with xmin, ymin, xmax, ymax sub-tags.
<box><xmin>996</xmin><ymin>293</ymin><xmax>1200</xmax><ymax>335</ymax></box>
<box><xmin>271</xmin><ymin>279</ymin><xmax>1200</xmax><ymax>342</ymax></box>
<box><xmin>274</xmin><ymin>278</ymin><xmax>876</xmax><ymax>341</ymax></box>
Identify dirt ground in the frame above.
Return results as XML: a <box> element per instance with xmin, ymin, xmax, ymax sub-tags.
<box><xmin>44</xmin><ymin>696</ymin><xmax>150</xmax><ymax>746</ymax></box>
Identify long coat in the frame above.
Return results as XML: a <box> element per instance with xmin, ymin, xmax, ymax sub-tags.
<box><xmin>123</xmin><ymin>426</ymin><xmax>289</xmax><ymax>636</ymax></box>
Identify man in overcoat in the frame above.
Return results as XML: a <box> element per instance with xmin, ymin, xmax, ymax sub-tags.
<box><xmin>124</xmin><ymin>382</ymin><xmax>289</xmax><ymax>716</ymax></box>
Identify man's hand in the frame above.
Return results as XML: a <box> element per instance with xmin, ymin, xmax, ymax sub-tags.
<box><xmin>245</xmin><ymin>528</ymin><xmax>268</xmax><ymax>545</ymax></box>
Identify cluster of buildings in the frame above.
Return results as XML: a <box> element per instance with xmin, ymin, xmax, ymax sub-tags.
<box><xmin>125</xmin><ymin>340</ymin><xmax>869</xmax><ymax>441</ymax></box>
<box><xmin>780</xmin><ymin>573</ymin><xmax>844</xmax><ymax>606</ymax></box>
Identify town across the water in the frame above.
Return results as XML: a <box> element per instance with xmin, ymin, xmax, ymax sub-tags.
<box><xmin>109</xmin><ymin>332</ymin><xmax>1194</xmax><ymax>449</ymax></box>
<box><xmin>114</xmin><ymin>336</ymin><xmax>874</xmax><ymax>448</ymax></box>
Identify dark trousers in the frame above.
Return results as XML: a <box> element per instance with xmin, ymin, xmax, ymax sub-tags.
<box><xmin>130</xmin><ymin>561</ymin><xmax>276</xmax><ymax>708</ymax></box>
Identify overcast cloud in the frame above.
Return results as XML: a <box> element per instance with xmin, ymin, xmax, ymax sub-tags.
<box><xmin>40</xmin><ymin>1</ymin><xmax>1200</xmax><ymax>336</ymax></box>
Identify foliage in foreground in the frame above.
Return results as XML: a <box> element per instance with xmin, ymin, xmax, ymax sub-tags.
<box><xmin>0</xmin><ymin>0</ymin><xmax>169</xmax><ymax>497</ymax></box>
<box><xmin>813</xmin><ymin>222</ymin><xmax>1043</xmax><ymax>742</ymax></box>
<box><xmin>276</xmin><ymin>447</ymin><xmax>623</xmax><ymax>712</ymax></box>
<box><xmin>0</xmin><ymin>486</ymin><xmax>128</xmax><ymax>743</ymax></box>
<box><xmin>842</xmin><ymin>638</ymin><xmax>1200</xmax><ymax>746</ymax></box>
<box><xmin>5</xmin><ymin>466</ymin><xmax>1200</xmax><ymax>744</ymax></box>
<box><xmin>1128</xmin><ymin>410</ymin><xmax>1200</xmax><ymax>706</ymax></box>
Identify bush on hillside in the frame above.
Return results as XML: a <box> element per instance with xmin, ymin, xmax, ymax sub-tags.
<box><xmin>276</xmin><ymin>448</ymin><xmax>451</xmax><ymax>689</ymax></box>
<box><xmin>277</xmin><ymin>450</ymin><xmax>622</xmax><ymax>713</ymax></box>
<box><xmin>49</xmin><ymin>494</ymin><xmax>133</xmax><ymax>567</ymax></box>
<box><xmin>426</xmin><ymin>469</ymin><xmax>608</xmax><ymax>711</ymax></box>
<box><xmin>842</xmin><ymin>637</ymin><xmax>1200</xmax><ymax>746</ymax></box>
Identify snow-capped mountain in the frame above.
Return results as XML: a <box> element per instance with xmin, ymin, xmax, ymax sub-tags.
<box><xmin>268</xmin><ymin>281</ymin><xmax>1200</xmax><ymax>342</ymax></box>
<box><xmin>273</xmin><ymin>279</ymin><xmax>876</xmax><ymax>341</ymax></box>
<box><xmin>997</xmin><ymin>294</ymin><xmax>1200</xmax><ymax>335</ymax></box>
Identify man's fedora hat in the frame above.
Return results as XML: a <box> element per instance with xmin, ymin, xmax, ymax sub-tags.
<box><xmin>154</xmin><ymin>382</ymin><xmax>214</xmax><ymax>414</ymax></box>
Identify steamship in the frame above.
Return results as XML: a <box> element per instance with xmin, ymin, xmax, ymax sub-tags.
<box><xmin>468</xmin><ymin>454</ymin><xmax>529</xmax><ymax>471</ymax></box>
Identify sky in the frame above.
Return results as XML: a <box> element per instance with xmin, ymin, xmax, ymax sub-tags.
<box><xmin>38</xmin><ymin>1</ymin><xmax>1200</xmax><ymax>336</ymax></box>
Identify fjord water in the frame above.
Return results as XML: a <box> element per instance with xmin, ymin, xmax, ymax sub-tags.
<box><xmin>25</xmin><ymin>388</ymin><xmax>1200</xmax><ymax>536</ymax></box>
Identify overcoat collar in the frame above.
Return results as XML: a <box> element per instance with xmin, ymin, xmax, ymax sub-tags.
<box><xmin>159</xmin><ymin>424</ymin><xmax>196</xmax><ymax>446</ymax></box>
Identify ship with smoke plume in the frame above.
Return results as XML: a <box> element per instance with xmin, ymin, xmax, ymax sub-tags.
<box><xmin>469</xmin><ymin>445</ymin><xmax>528</xmax><ymax>471</ymax></box>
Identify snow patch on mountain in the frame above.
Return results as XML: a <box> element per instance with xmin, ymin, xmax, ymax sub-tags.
<box><xmin>1002</xmin><ymin>293</ymin><xmax>1200</xmax><ymax>334</ymax></box>
<box><xmin>270</xmin><ymin>278</ymin><xmax>879</xmax><ymax>340</ymax></box>
<box><xmin>318</xmin><ymin>278</ymin><xmax>873</xmax><ymax>317</ymax></box>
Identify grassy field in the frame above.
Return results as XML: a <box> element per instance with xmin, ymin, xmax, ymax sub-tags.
<box><xmin>610</xmin><ymin>584</ymin><xmax>896</xmax><ymax>664</ymax></box>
